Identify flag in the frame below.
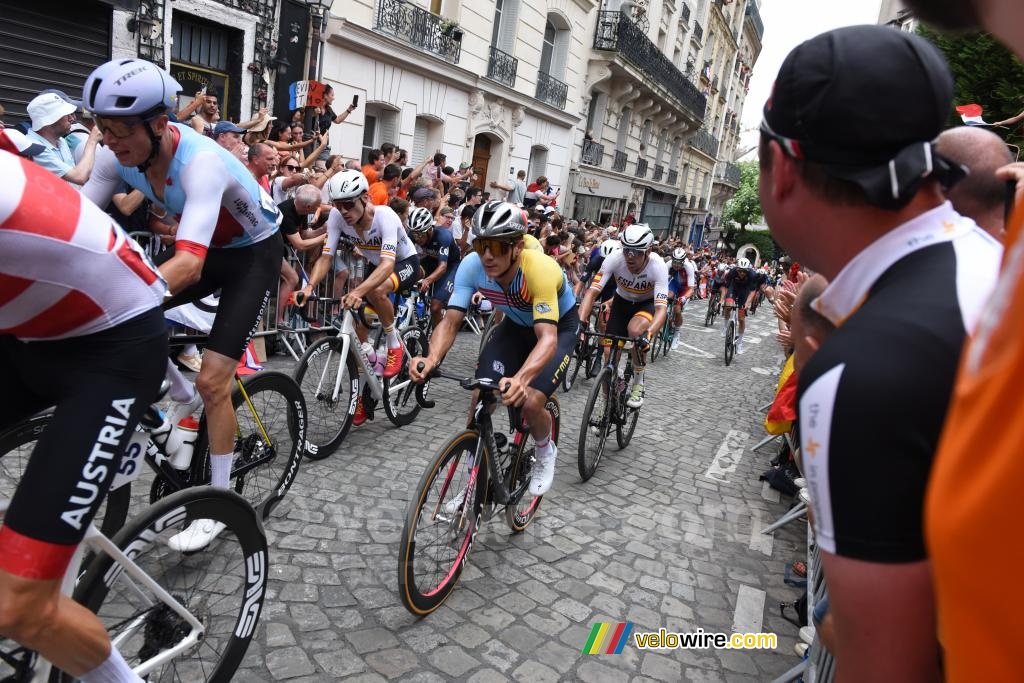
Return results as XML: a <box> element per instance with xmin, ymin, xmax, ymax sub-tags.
<box><xmin>764</xmin><ymin>355</ymin><xmax>797</xmax><ymax>435</ymax></box>
<box><xmin>955</xmin><ymin>104</ymin><xmax>989</xmax><ymax>126</ymax></box>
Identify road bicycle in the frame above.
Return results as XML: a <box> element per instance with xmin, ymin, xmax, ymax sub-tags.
<box><xmin>576</xmin><ymin>332</ymin><xmax>645</xmax><ymax>482</ymax></box>
<box><xmin>650</xmin><ymin>297</ymin><xmax>679</xmax><ymax>361</ymax></box>
<box><xmin>723</xmin><ymin>304</ymin><xmax>741</xmax><ymax>366</ymax></box>
<box><xmin>748</xmin><ymin>287</ymin><xmax>766</xmax><ymax>316</ymax></box>
<box><xmin>293</xmin><ymin>293</ymin><xmax>428</xmax><ymax>459</ymax></box>
<box><xmin>0</xmin><ymin>484</ymin><xmax>268</xmax><ymax>682</ymax></box>
<box><xmin>0</xmin><ymin>354</ymin><xmax>307</xmax><ymax>533</ymax></box>
<box><xmin>562</xmin><ymin>304</ymin><xmax>602</xmax><ymax>392</ymax></box>
<box><xmin>397</xmin><ymin>369</ymin><xmax>560</xmax><ymax>616</ymax></box>
<box><xmin>704</xmin><ymin>288</ymin><xmax>722</xmax><ymax>327</ymax></box>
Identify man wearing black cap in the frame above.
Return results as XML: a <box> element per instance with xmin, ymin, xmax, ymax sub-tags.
<box><xmin>759</xmin><ymin>25</ymin><xmax>1002</xmax><ymax>679</ymax></box>
<box><xmin>898</xmin><ymin>2</ymin><xmax>1024</xmax><ymax>681</ymax></box>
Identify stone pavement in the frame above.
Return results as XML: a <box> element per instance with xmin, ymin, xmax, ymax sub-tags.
<box><xmin>237</xmin><ymin>304</ymin><xmax>808</xmax><ymax>682</ymax></box>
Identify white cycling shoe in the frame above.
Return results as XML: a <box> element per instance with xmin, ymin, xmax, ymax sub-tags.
<box><xmin>529</xmin><ymin>443</ymin><xmax>557</xmax><ymax>496</ymax></box>
<box><xmin>443</xmin><ymin>486</ymin><xmax>468</xmax><ymax>515</ymax></box>
<box><xmin>166</xmin><ymin>518</ymin><xmax>227</xmax><ymax>552</ymax></box>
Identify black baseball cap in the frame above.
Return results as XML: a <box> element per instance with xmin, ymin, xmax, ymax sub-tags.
<box><xmin>763</xmin><ymin>26</ymin><xmax>961</xmax><ymax>209</ymax></box>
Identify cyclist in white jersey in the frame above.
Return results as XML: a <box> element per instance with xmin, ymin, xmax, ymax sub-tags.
<box><xmin>81</xmin><ymin>59</ymin><xmax>283</xmax><ymax>551</ymax></box>
<box><xmin>0</xmin><ymin>141</ymin><xmax>167</xmax><ymax>683</ymax></box>
<box><xmin>578</xmin><ymin>223</ymin><xmax>669</xmax><ymax>408</ymax></box>
<box><xmin>300</xmin><ymin>170</ymin><xmax>420</xmax><ymax>392</ymax></box>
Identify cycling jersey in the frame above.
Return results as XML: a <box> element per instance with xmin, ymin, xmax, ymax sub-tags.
<box><xmin>723</xmin><ymin>267</ymin><xmax>759</xmax><ymax>299</ymax></box>
<box><xmin>449</xmin><ymin>249</ymin><xmax>575</xmax><ymax>326</ymax></box>
<box><xmin>0</xmin><ymin>149</ymin><xmax>166</xmax><ymax>341</ymax></box>
<box><xmin>589</xmin><ymin>250</ymin><xmax>669</xmax><ymax>306</ymax></box>
<box><xmin>419</xmin><ymin>226</ymin><xmax>461</xmax><ymax>271</ymax></box>
<box><xmin>84</xmin><ymin>123</ymin><xmax>281</xmax><ymax>259</ymax></box>
<box><xmin>667</xmin><ymin>262</ymin><xmax>695</xmax><ymax>297</ymax></box>
<box><xmin>323</xmin><ymin>204</ymin><xmax>417</xmax><ymax>265</ymax></box>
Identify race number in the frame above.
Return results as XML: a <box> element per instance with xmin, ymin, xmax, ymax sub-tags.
<box><xmin>110</xmin><ymin>429</ymin><xmax>148</xmax><ymax>491</ymax></box>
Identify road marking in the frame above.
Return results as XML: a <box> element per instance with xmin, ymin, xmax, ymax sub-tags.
<box><xmin>748</xmin><ymin>508</ymin><xmax>774</xmax><ymax>556</ymax></box>
<box><xmin>705</xmin><ymin>430</ymin><xmax>750</xmax><ymax>482</ymax></box>
<box><xmin>744</xmin><ymin>337</ymin><xmax>763</xmax><ymax>345</ymax></box>
<box><xmin>675</xmin><ymin>341</ymin><xmax>716</xmax><ymax>359</ymax></box>
<box><xmin>761</xmin><ymin>481</ymin><xmax>781</xmax><ymax>502</ymax></box>
<box><xmin>732</xmin><ymin>584</ymin><xmax>767</xmax><ymax>635</ymax></box>
<box><xmin>751</xmin><ymin>367</ymin><xmax>771</xmax><ymax>375</ymax></box>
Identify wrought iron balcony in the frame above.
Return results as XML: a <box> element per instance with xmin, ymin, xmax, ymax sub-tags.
<box><xmin>581</xmin><ymin>139</ymin><xmax>604</xmax><ymax>166</ymax></box>
<box><xmin>688</xmin><ymin>127</ymin><xmax>720</xmax><ymax>158</ymax></box>
<box><xmin>693</xmin><ymin>21</ymin><xmax>703</xmax><ymax>43</ymax></box>
<box><xmin>716</xmin><ymin>161</ymin><xmax>741</xmax><ymax>188</ymax></box>
<box><xmin>653</xmin><ymin>164</ymin><xmax>664</xmax><ymax>182</ymax></box>
<box><xmin>681</xmin><ymin>3</ymin><xmax>690</xmax><ymax>24</ymax></box>
<box><xmin>613</xmin><ymin>150</ymin><xmax>628</xmax><ymax>172</ymax></box>
<box><xmin>374</xmin><ymin>0</ymin><xmax>462</xmax><ymax>64</ymax></box>
<box><xmin>486</xmin><ymin>46</ymin><xmax>518</xmax><ymax>87</ymax></box>
<box><xmin>536</xmin><ymin>70</ymin><xmax>568</xmax><ymax>109</ymax></box>
<box><xmin>667</xmin><ymin>169</ymin><xmax>678</xmax><ymax>185</ymax></box>
<box><xmin>636</xmin><ymin>158</ymin><xmax>648</xmax><ymax>178</ymax></box>
<box><xmin>593</xmin><ymin>12</ymin><xmax>707</xmax><ymax>124</ymax></box>
<box><xmin>746</xmin><ymin>2</ymin><xmax>764</xmax><ymax>41</ymax></box>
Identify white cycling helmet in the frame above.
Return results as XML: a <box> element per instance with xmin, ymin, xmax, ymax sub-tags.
<box><xmin>84</xmin><ymin>58</ymin><xmax>181</xmax><ymax>118</ymax></box>
<box><xmin>599</xmin><ymin>239</ymin><xmax>621</xmax><ymax>258</ymax></box>
<box><xmin>620</xmin><ymin>223</ymin><xmax>654</xmax><ymax>250</ymax></box>
<box><xmin>671</xmin><ymin>247</ymin><xmax>687</xmax><ymax>262</ymax></box>
<box><xmin>737</xmin><ymin>257</ymin><xmax>751</xmax><ymax>269</ymax></box>
<box><xmin>407</xmin><ymin>206</ymin><xmax>434</xmax><ymax>233</ymax></box>
<box><xmin>471</xmin><ymin>200</ymin><xmax>527</xmax><ymax>239</ymax></box>
<box><xmin>327</xmin><ymin>169</ymin><xmax>370</xmax><ymax>202</ymax></box>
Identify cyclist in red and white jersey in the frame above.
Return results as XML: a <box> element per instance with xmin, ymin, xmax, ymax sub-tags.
<box><xmin>0</xmin><ymin>140</ymin><xmax>167</xmax><ymax>682</ymax></box>
<box><xmin>81</xmin><ymin>59</ymin><xmax>283</xmax><ymax>549</ymax></box>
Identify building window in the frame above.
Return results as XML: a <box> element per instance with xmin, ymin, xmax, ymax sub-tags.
<box><xmin>528</xmin><ymin>145</ymin><xmax>548</xmax><ymax>182</ymax></box>
<box><xmin>492</xmin><ymin>0</ymin><xmax>521</xmax><ymax>54</ymax></box>
<box><xmin>539</xmin><ymin>13</ymin><xmax>571</xmax><ymax>82</ymax></box>
<box><xmin>361</xmin><ymin>105</ymin><xmax>400</xmax><ymax>164</ymax></box>
<box><xmin>412</xmin><ymin>115</ymin><xmax>443</xmax><ymax>163</ymax></box>
<box><xmin>616</xmin><ymin>108</ymin><xmax>631</xmax><ymax>151</ymax></box>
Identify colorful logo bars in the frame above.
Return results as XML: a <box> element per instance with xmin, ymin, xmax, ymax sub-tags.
<box><xmin>582</xmin><ymin>622</ymin><xmax>635</xmax><ymax>655</ymax></box>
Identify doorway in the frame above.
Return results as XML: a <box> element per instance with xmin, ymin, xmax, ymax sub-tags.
<box><xmin>471</xmin><ymin>134</ymin><xmax>492</xmax><ymax>191</ymax></box>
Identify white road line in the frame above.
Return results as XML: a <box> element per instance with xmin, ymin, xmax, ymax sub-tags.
<box><xmin>732</xmin><ymin>584</ymin><xmax>767</xmax><ymax>635</ymax></box>
<box><xmin>744</xmin><ymin>337</ymin><xmax>763</xmax><ymax>345</ymax></box>
<box><xmin>761</xmin><ymin>481</ymin><xmax>781</xmax><ymax>502</ymax></box>
<box><xmin>675</xmin><ymin>341</ymin><xmax>716</xmax><ymax>358</ymax></box>
<box><xmin>748</xmin><ymin>508</ymin><xmax>774</xmax><ymax>556</ymax></box>
<box><xmin>751</xmin><ymin>367</ymin><xmax>771</xmax><ymax>375</ymax></box>
<box><xmin>705</xmin><ymin>430</ymin><xmax>750</xmax><ymax>482</ymax></box>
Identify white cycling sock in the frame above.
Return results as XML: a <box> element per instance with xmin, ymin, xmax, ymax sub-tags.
<box><xmin>384</xmin><ymin>324</ymin><xmax>401</xmax><ymax>349</ymax></box>
<box><xmin>210</xmin><ymin>452</ymin><xmax>234</xmax><ymax>489</ymax></box>
<box><xmin>632</xmin><ymin>370</ymin><xmax>645</xmax><ymax>386</ymax></box>
<box><xmin>535</xmin><ymin>433</ymin><xmax>554</xmax><ymax>457</ymax></box>
<box><xmin>79</xmin><ymin>645</ymin><xmax>143</xmax><ymax>683</ymax></box>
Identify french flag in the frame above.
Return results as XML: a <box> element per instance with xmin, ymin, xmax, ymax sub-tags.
<box><xmin>956</xmin><ymin>104</ymin><xmax>990</xmax><ymax>126</ymax></box>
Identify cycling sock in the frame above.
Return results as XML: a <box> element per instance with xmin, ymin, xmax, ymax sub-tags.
<box><xmin>384</xmin><ymin>324</ymin><xmax>401</xmax><ymax>349</ymax></box>
<box><xmin>79</xmin><ymin>645</ymin><xmax>143</xmax><ymax>682</ymax></box>
<box><xmin>535</xmin><ymin>433</ymin><xmax>553</xmax><ymax>456</ymax></box>
<box><xmin>210</xmin><ymin>452</ymin><xmax>234</xmax><ymax>489</ymax></box>
<box><xmin>633</xmin><ymin>370</ymin><xmax>645</xmax><ymax>385</ymax></box>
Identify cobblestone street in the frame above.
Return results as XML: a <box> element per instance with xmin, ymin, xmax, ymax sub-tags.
<box><xmin>239</xmin><ymin>306</ymin><xmax>806</xmax><ymax>682</ymax></box>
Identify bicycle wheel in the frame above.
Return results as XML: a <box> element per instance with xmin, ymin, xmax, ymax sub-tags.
<box><xmin>398</xmin><ymin>430</ymin><xmax>485</xmax><ymax>616</ymax></box>
<box><xmin>616</xmin><ymin>363</ymin><xmax>639</xmax><ymax>449</ymax></box>
<box><xmin>0</xmin><ymin>411</ymin><xmax>130</xmax><ymax>539</ymax></box>
<box><xmin>383</xmin><ymin>327</ymin><xmax>427</xmax><ymax>426</ymax></box>
<box><xmin>724</xmin><ymin>320</ymin><xmax>735</xmax><ymax>366</ymax></box>
<box><xmin>506</xmin><ymin>395</ymin><xmax>560</xmax><ymax>532</ymax></box>
<box><xmin>563</xmin><ymin>340</ymin><xmax>584</xmax><ymax>393</ymax></box>
<box><xmin>70</xmin><ymin>487</ymin><xmax>268</xmax><ymax>683</ymax></box>
<box><xmin>193</xmin><ymin>371</ymin><xmax>306</xmax><ymax>520</ymax></box>
<box><xmin>585</xmin><ymin>337</ymin><xmax>603</xmax><ymax>378</ymax></box>
<box><xmin>293</xmin><ymin>336</ymin><xmax>358</xmax><ymax>459</ymax></box>
<box><xmin>704</xmin><ymin>298</ymin><xmax>715</xmax><ymax>327</ymax></box>
<box><xmin>577</xmin><ymin>368</ymin><xmax>613</xmax><ymax>481</ymax></box>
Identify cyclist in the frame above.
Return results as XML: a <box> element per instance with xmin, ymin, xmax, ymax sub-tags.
<box><xmin>0</xmin><ymin>142</ymin><xmax>167</xmax><ymax>682</ymax></box>
<box><xmin>719</xmin><ymin>257</ymin><xmax>758</xmax><ymax>353</ymax></box>
<box><xmin>578</xmin><ymin>223</ymin><xmax>669</xmax><ymax>408</ymax></box>
<box><xmin>409</xmin><ymin>201</ymin><xmax>577</xmax><ymax>496</ymax></box>
<box><xmin>81</xmin><ymin>59</ymin><xmax>283</xmax><ymax>550</ymax></box>
<box><xmin>668</xmin><ymin>247</ymin><xmax>696</xmax><ymax>349</ymax></box>
<box><xmin>299</xmin><ymin>169</ymin><xmax>420</xmax><ymax>423</ymax></box>
<box><xmin>408</xmin><ymin>205</ymin><xmax>460</xmax><ymax>327</ymax></box>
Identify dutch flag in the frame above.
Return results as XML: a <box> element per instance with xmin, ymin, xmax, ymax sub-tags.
<box><xmin>956</xmin><ymin>104</ymin><xmax>990</xmax><ymax>126</ymax></box>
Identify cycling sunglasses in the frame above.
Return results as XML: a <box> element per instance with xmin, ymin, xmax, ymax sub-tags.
<box><xmin>622</xmin><ymin>247</ymin><xmax>646</xmax><ymax>258</ymax></box>
<box><xmin>334</xmin><ymin>198</ymin><xmax>360</xmax><ymax>210</ymax></box>
<box><xmin>94</xmin><ymin>115</ymin><xmax>149</xmax><ymax>139</ymax></box>
<box><xmin>473</xmin><ymin>238</ymin><xmax>514</xmax><ymax>256</ymax></box>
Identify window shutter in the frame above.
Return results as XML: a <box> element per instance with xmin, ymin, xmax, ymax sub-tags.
<box><xmin>616</xmin><ymin>108</ymin><xmax>631</xmax><ymax>151</ymax></box>
<box><xmin>592</xmin><ymin>92</ymin><xmax>609</xmax><ymax>140</ymax></box>
<box><xmin>412</xmin><ymin>117</ymin><xmax>428</xmax><ymax>162</ymax></box>
<box><xmin>498</xmin><ymin>0</ymin><xmax>521</xmax><ymax>54</ymax></box>
<box><xmin>379</xmin><ymin>111</ymin><xmax>399</xmax><ymax>149</ymax></box>
<box><xmin>551</xmin><ymin>28</ymin><xmax>570</xmax><ymax>81</ymax></box>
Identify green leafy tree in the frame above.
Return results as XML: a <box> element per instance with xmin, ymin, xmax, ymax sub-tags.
<box><xmin>722</xmin><ymin>160</ymin><xmax>762</xmax><ymax>230</ymax></box>
<box><xmin>918</xmin><ymin>26</ymin><xmax>1024</xmax><ymax>148</ymax></box>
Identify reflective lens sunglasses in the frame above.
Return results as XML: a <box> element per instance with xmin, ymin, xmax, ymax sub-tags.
<box><xmin>335</xmin><ymin>199</ymin><xmax>359</xmax><ymax>211</ymax></box>
<box><xmin>473</xmin><ymin>238</ymin><xmax>513</xmax><ymax>256</ymax></box>
<box><xmin>623</xmin><ymin>247</ymin><xmax>646</xmax><ymax>258</ymax></box>
<box><xmin>94</xmin><ymin>115</ymin><xmax>148</xmax><ymax>139</ymax></box>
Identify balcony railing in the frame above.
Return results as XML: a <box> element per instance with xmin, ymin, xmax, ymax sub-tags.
<box><xmin>717</xmin><ymin>161</ymin><xmax>741</xmax><ymax>187</ymax></box>
<box><xmin>681</xmin><ymin>3</ymin><xmax>690</xmax><ymax>23</ymax></box>
<box><xmin>636</xmin><ymin>158</ymin><xmax>648</xmax><ymax>177</ymax></box>
<box><xmin>593</xmin><ymin>11</ymin><xmax>707</xmax><ymax>123</ymax></box>
<box><xmin>487</xmin><ymin>46</ymin><xmax>518</xmax><ymax>87</ymax></box>
<box><xmin>374</xmin><ymin>0</ymin><xmax>462</xmax><ymax>64</ymax></box>
<box><xmin>667</xmin><ymin>169</ymin><xmax>678</xmax><ymax>185</ymax></box>
<box><xmin>613</xmin><ymin>150</ymin><xmax>628</xmax><ymax>172</ymax></box>
<box><xmin>581</xmin><ymin>139</ymin><xmax>604</xmax><ymax>166</ymax></box>
<box><xmin>746</xmin><ymin>2</ymin><xmax>764</xmax><ymax>41</ymax></box>
<box><xmin>653</xmin><ymin>164</ymin><xmax>664</xmax><ymax>182</ymax></box>
<box><xmin>693</xmin><ymin>21</ymin><xmax>703</xmax><ymax>43</ymax></box>
<box><xmin>688</xmin><ymin>127</ymin><xmax>720</xmax><ymax>158</ymax></box>
<box><xmin>535</xmin><ymin>70</ymin><xmax>568</xmax><ymax>109</ymax></box>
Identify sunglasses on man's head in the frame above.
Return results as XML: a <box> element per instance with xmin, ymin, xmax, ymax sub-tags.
<box><xmin>473</xmin><ymin>238</ymin><xmax>513</xmax><ymax>256</ymax></box>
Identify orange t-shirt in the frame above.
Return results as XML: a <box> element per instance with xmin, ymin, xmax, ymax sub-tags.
<box><xmin>926</xmin><ymin>207</ymin><xmax>1024</xmax><ymax>681</ymax></box>
<box><xmin>362</xmin><ymin>164</ymin><xmax>379</xmax><ymax>185</ymax></box>
<box><xmin>368</xmin><ymin>181</ymin><xmax>390</xmax><ymax>206</ymax></box>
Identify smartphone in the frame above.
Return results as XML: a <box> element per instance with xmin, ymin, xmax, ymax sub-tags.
<box><xmin>201</xmin><ymin>85</ymin><xmax>207</xmax><ymax>95</ymax></box>
<box><xmin>351</xmin><ymin>94</ymin><xmax>359</xmax><ymax>108</ymax></box>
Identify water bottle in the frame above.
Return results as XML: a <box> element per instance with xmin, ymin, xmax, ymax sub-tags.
<box><xmin>166</xmin><ymin>416</ymin><xmax>200</xmax><ymax>469</ymax></box>
<box><xmin>374</xmin><ymin>343</ymin><xmax>387</xmax><ymax>376</ymax></box>
<box><xmin>415</xmin><ymin>297</ymin><xmax>425</xmax><ymax>319</ymax></box>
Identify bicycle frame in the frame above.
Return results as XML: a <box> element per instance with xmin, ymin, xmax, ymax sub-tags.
<box><xmin>0</xmin><ymin>499</ymin><xmax>205</xmax><ymax>682</ymax></box>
